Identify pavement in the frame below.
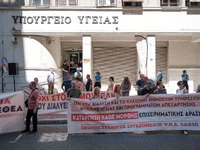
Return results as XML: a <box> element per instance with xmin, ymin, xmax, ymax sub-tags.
<box><xmin>1</xmin><ymin>124</ymin><xmax>200</xmax><ymax>150</ymax></box>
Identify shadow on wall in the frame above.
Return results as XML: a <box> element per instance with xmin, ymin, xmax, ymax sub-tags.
<box><xmin>0</xmin><ymin>0</ymin><xmax>24</xmax><ymax>7</ymax></box>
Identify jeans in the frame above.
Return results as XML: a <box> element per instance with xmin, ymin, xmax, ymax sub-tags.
<box><xmin>25</xmin><ymin>109</ymin><xmax>38</xmax><ymax>131</ymax></box>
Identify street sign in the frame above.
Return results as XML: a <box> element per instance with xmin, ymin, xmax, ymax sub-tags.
<box><xmin>1</xmin><ymin>57</ymin><xmax>8</xmax><ymax>67</ymax></box>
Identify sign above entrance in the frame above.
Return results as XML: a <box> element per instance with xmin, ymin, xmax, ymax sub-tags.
<box><xmin>12</xmin><ymin>16</ymin><xmax>119</xmax><ymax>25</ymax></box>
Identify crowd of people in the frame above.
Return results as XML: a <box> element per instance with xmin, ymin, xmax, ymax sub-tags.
<box><xmin>21</xmin><ymin>60</ymin><xmax>198</xmax><ymax>135</ymax></box>
<box><xmin>60</xmin><ymin>63</ymin><xmax>193</xmax><ymax>99</ymax></box>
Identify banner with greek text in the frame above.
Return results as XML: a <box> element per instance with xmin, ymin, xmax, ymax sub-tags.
<box><xmin>68</xmin><ymin>93</ymin><xmax>200</xmax><ymax>134</ymax></box>
<box><xmin>38</xmin><ymin>91</ymin><xmax>114</xmax><ymax>119</ymax></box>
<box><xmin>0</xmin><ymin>92</ymin><xmax>24</xmax><ymax>134</ymax></box>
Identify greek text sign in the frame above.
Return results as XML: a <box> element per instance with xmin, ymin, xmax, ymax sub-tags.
<box><xmin>68</xmin><ymin>94</ymin><xmax>200</xmax><ymax>134</ymax></box>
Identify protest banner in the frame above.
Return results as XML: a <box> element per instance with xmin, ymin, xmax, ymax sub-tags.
<box><xmin>0</xmin><ymin>91</ymin><xmax>24</xmax><ymax>134</ymax></box>
<box><xmin>38</xmin><ymin>91</ymin><xmax>113</xmax><ymax>119</ymax></box>
<box><xmin>68</xmin><ymin>93</ymin><xmax>200</xmax><ymax>134</ymax></box>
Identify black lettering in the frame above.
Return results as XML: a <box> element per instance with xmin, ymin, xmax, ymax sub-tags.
<box><xmin>27</xmin><ymin>17</ymin><xmax>33</xmax><ymax>24</ymax></box>
<box><xmin>78</xmin><ymin>16</ymin><xmax>84</xmax><ymax>24</ymax></box>
<box><xmin>65</xmin><ymin>17</ymin><xmax>71</xmax><ymax>24</ymax></box>
<box><xmin>47</xmin><ymin>16</ymin><xmax>53</xmax><ymax>24</ymax></box>
<box><xmin>54</xmin><ymin>16</ymin><xmax>60</xmax><ymax>24</ymax></box>
<box><xmin>112</xmin><ymin>16</ymin><xmax>118</xmax><ymax>24</ymax></box>
<box><xmin>12</xmin><ymin>16</ymin><xmax>19</xmax><ymax>23</ymax></box>
<box><xmin>41</xmin><ymin>16</ymin><xmax>47</xmax><ymax>24</ymax></box>
<box><xmin>33</xmin><ymin>16</ymin><xmax>40</xmax><ymax>24</ymax></box>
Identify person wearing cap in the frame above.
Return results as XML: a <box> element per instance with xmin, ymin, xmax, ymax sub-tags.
<box><xmin>181</xmin><ymin>70</ymin><xmax>189</xmax><ymax>91</ymax></box>
<box><xmin>94</xmin><ymin>71</ymin><xmax>102</xmax><ymax>89</ymax></box>
<box><xmin>74</xmin><ymin>68</ymin><xmax>83</xmax><ymax>80</ymax></box>
<box><xmin>157</xmin><ymin>69</ymin><xmax>164</xmax><ymax>83</ymax></box>
<box><xmin>62</xmin><ymin>60</ymin><xmax>69</xmax><ymax>81</ymax></box>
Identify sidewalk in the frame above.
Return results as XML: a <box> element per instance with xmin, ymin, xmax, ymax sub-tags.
<box><xmin>37</xmin><ymin>114</ymin><xmax>67</xmax><ymax>124</ymax></box>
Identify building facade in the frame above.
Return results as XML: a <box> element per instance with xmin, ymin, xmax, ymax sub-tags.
<box><xmin>0</xmin><ymin>0</ymin><xmax>200</xmax><ymax>94</ymax></box>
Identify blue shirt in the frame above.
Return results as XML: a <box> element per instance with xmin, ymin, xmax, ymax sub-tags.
<box><xmin>181</xmin><ymin>74</ymin><xmax>188</xmax><ymax>81</ymax></box>
<box><xmin>136</xmin><ymin>80</ymin><xmax>145</xmax><ymax>89</ymax></box>
<box><xmin>157</xmin><ymin>73</ymin><xmax>163</xmax><ymax>81</ymax></box>
<box><xmin>74</xmin><ymin>71</ymin><xmax>82</xmax><ymax>77</ymax></box>
<box><xmin>95</xmin><ymin>75</ymin><xmax>102</xmax><ymax>81</ymax></box>
<box><xmin>62</xmin><ymin>80</ymin><xmax>71</xmax><ymax>92</ymax></box>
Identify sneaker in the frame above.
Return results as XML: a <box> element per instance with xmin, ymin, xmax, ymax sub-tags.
<box><xmin>29</xmin><ymin>130</ymin><xmax>37</xmax><ymax>134</ymax></box>
<box><xmin>21</xmin><ymin>129</ymin><xmax>30</xmax><ymax>133</ymax></box>
<box><xmin>183</xmin><ymin>130</ymin><xmax>188</xmax><ymax>135</ymax></box>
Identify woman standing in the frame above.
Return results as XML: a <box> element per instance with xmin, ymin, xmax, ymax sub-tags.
<box><xmin>121</xmin><ymin>77</ymin><xmax>131</xmax><ymax>96</ymax></box>
<box><xmin>157</xmin><ymin>69</ymin><xmax>164</xmax><ymax>83</ymax></box>
<box><xmin>114</xmin><ymin>84</ymin><xmax>122</xmax><ymax>97</ymax></box>
<box><xmin>94</xmin><ymin>71</ymin><xmax>102</xmax><ymax>89</ymax></box>
<box><xmin>176</xmin><ymin>80</ymin><xmax>189</xmax><ymax>135</ymax></box>
<box><xmin>76</xmin><ymin>77</ymin><xmax>83</xmax><ymax>92</ymax></box>
<box><xmin>107</xmin><ymin>76</ymin><xmax>114</xmax><ymax>91</ymax></box>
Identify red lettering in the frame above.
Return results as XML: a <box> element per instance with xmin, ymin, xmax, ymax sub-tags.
<box><xmin>106</xmin><ymin>93</ymin><xmax>110</xmax><ymax>98</ymax></box>
<box><xmin>86</xmin><ymin>93</ymin><xmax>91</xmax><ymax>99</ymax></box>
<box><xmin>0</xmin><ymin>99</ymin><xmax>3</xmax><ymax>104</ymax></box>
<box><xmin>61</xmin><ymin>93</ymin><xmax>66</xmax><ymax>101</ymax></box>
<box><xmin>52</xmin><ymin>95</ymin><xmax>56</xmax><ymax>101</ymax></box>
<box><xmin>40</xmin><ymin>96</ymin><xmax>46</xmax><ymax>101</ymax></box>
<box><xmin>4</xmin><ymin>98</ymin><xmax>11</xmax><ymax>104</ymax></box>
<box><xmin>81</xmin><ymin>93</ymin><xmax>86</xmax><ymax>99</ymax></box>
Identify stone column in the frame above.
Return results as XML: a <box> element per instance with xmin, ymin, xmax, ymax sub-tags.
<box><xmin>147</xmin><ymin>36</ymin><xmax>156</xmax><ymax>81</ymax></box>
<box><xmin>82</xmin><ymin>36</ymin><xmax>92</xmax><ymax>84</ymax></box>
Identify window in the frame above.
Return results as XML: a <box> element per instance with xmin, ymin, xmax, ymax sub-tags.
<box><xmin>186</xmin><ymin>0</ymin><xmax>200</xmax><ymax>7</ymax></box>
<box><xmin>160</xmin><ymin>0</ymin><xmax>179</xmax><ymax>6</ymax></box>
<box><xmin>122</xmin><ymin>0</ymin><xmax>143</xmax><ymax>8</ymax></box>
<box><xmin>96</xmin><ymin>0</ymin><xmax>117</xmax><ymax>7</ymax></box>
<box><xmin>57</xmin><ymin>0</ymin><xmax>78</xmax><ymax>6</ymax></box>
<box><xmin>32</xmin><ymin>0</ymin><xmax>50</xmax><ymax>6</ymax></box>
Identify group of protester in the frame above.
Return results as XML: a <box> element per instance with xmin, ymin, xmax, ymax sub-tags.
<box><xmin>21</xmin><ymin>59</ymin><xmax>195</xmax><ymax>135</ymax></box>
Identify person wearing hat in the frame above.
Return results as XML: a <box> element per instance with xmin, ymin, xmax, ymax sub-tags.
<box><xmin>62</xmin><ymin>60</ymin><xmax>69</xmax><ymax>81</ymax></box>
<box><xmin>181</xmin><ymin>70</ymin><xmax>189</xmax><ymax>91</ymax></box>
<box><xmin>157</xmin><ymin>69</ymin><xmax>164</xmax><ymax>83</ymax></box>
<box><xmin>94</xmin><ymin>71</ymin><xmax>102</xmax><ymax>89</ymax></box>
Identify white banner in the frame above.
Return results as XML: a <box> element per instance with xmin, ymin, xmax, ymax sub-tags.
<box><xmin>38</xmin><ymin>91</ymin><xmax>114</xmax><ymax>119</ymax></box>
<box><xmin>0</xmin><ymin>91</ymin><xmax>24</xmax><ymax>134</ymax></box>
<box><xmin>68</xmin><ymin>93</ymin><xmax>200</xmax><ymax>134</ymax></box>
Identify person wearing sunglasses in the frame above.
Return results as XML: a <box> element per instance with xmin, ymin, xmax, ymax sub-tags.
<box><xmin>140</xmin><ymin>81</ymin><xmax>154</xmax><ymax>96</ymax></box>
<box><xmin>176</xmin><ymin>81</ymin><xmax>188</xmax><ymax>95</ymax></box>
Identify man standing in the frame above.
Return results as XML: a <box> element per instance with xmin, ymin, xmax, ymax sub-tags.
<box><xmin>136</xmin><ymin>74</ymin><xmax>145</xmax><ymax>95</ymax></box>
<box><xmin>86</xmin><ymin>74</ymin><xmax>92</xmax><ymax>91</ymax></box>
<box><xmin>67</xmin><ymin>81</ymin><xmax>82</xmax><ymax>99</ymax></box>
<box><xmin>22</xmin><ymin>82</ymin><xmax>39</xmax><ymax>134</ymax></box>
<box><xmin>47</xmin><ymin>68</ymin><xmax>55</xmax><ymax>95</ymax></box>
<box><xmin>62</xmin><ymin>60</ymin><xmax>69</xmax><ymax>81</ymax></box>
<box><xmin>61</xmin><ymin>76</ymin><xmax>72</xmax><ymax>93</ymax></box>
<box><xmin>182</xmin><ymin>70</ymin><xmax>189</xmax><ymax>91</ymax></box>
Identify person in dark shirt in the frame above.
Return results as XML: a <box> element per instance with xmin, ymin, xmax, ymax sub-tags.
<box><xmin>136</xmin><ymin>75</ymin><xmax>145</xmax><ymax>95</ymax></box>
<box><xmin>62</xmin><ymin>60</ymin><xmax>69</xmax><ymax>81</ymax></box>
<box><xmin>86</xmin><ymin>74</ymin><xmax>92</xmax><ymax>91</ymax></box>
<box><xmin>141</xmin><ymin>81</ymin><xmax>154</xmax><ymax>96</ymax></box>
<box><xmin>61</xmin><ymin>76</ymin><xmax>71</xmax><ymax>92</ymax></box>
